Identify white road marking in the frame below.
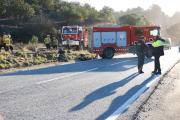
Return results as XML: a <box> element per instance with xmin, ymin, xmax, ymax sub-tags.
<box><xmin>36</xmin><ymin>60</ymin><xmax>131</xmax><ymax>84</ymax></box>
<box><xmin>106</xmin><ymin>57</ymin><xmax>180</xmax><ymax>120</ymax></box>
<box><xmin>110</xmin><ymin>60</ymin><xmax>130</xmax><ymax>66</ymax></box>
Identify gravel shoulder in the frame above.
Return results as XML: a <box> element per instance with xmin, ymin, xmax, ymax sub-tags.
<box><xmin>135</xmin><ymin>60</ymin><xmax>180</xmax><ymax>120</ymax></box>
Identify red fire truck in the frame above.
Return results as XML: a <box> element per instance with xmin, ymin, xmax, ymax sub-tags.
<box><xmin>61</xmin><ymin>25</ymin><xmax>89</xmax><ymax>49</ymax></box>
<box><xmin>88</xmin><ymin>25</ymin><xmax>161</xmax><ymax>59</ymax></box>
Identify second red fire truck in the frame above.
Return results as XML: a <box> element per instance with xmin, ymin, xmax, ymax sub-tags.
<box><xmin>61</xmin><ymin>25</ymin><xmax>89</xmax><ymax>50</ymax></box>
<box><xmin>87</xmin><ymin>25</ymin><xmax>161</xmax><ymax>59</ymax></box>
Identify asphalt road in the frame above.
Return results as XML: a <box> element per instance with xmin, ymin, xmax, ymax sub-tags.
<box><xmin>0</xmin><ymin>47</ymin><xmax>180</xmax><ymax>120</ymax></box>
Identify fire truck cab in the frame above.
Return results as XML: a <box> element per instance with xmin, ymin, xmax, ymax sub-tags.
<box><xmin>88</xmin><ymin>25</ymin><xmax>161</xmax><ymax>59</ymax></box>
<box><xmin>61</xmin><ymin>25</ymin><xmax>89</xmax><ymax>49</ymax></box>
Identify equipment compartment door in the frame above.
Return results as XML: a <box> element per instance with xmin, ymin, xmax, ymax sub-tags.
<box><xmin>101</xmin><ymin>32</ymin><xmax>116</xmax><ymax>44</ymax></box>
<box><xmin>117</xmin><ymin>31</ymin><xmax>127</xmax><ymax>47</ymax></box>
<box><xmin>93</xmin><ymin>32</ymin><xmax>101</xmax><ymax>48</ymax></box>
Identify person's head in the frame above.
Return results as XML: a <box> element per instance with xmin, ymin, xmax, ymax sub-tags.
<box><xmin>140</xmin><ymin>36</ymin><xmax>146</xmax><ymax>42</ymax></box>
<box><xmin>68</xmin><ymin>35</ymin><xmax>71</xmax><ymax>38</ymax></box>
<box><xmin>2</xmin><ymin>32</ymin><xmax>5</xmax><ymax>36</ymax></box>
<box><xmin>156</xmin><ymin>35</ymin><xmax>160</xmax><ymax>40</ymax></box>
<box><xmin>53</xmin><ymin>37</ymin><xmax>55</xmax><ymax>39</ymax></box>
<box><xmin>47</xmin><ymin>35</ymin><xmax>50</xmax><ymax>38</ymax></box>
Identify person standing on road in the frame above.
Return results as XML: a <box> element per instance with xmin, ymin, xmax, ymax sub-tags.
<box><xmin>44</xmin><ymin>35</ymin><xmax>51</xmax><ymax>49</ymax></box>
<box><xmin>152</xmin><ymin>35</ymin><xmax>165</xmax><ymax>74</ymax></box>
<box><xmin>52</xmin><ymin>37</ymin><xmax>58</xmax><ymax>49</ymax></box>
<box><xmin>136</xmin><ymin>36</ymin><xmax>148</xmax><ymax>74</ymax></box>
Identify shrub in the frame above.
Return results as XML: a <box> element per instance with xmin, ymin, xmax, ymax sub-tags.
<box><xmin>2</xmin><ymin>60</ymin><xmax>9</xmax><ymax>64</ymax></box>
<box><xmin>17</xmin><ymin>62</ymin><xmax>22</xmax><ymax>67</ymax></box>
<box><xmin>9</xmin><ymin>63</ymin><xmax>14</xmax><ymax>68</ymax></box>
<box><xmin>0</xmin><ymin>55</ymin><xmax>5</xmax><ymax>60</ymax></box>
<box><xmin>0</xmin><ymin>64</ymin><xmax>5</xmax><ymax>69</ymax></box>
<box><xmin>29</xmin><ymin>35</ymin><xmax>39</xmax><ymax>48</ymax></box>
<box><xmin>25</xmin><ymin>62</ymin><xmax>30</xmax><ymax>66</ymax></box>
<box><xmin>7</xmin><ymin>58</ymin><xmax>13</xmax><ymax>63</ymax></box>
<box><xmin>41</xmin><ymin>54</ymin><xmax>47</xmax><ymax>58</ymax></box>
<box><xmin>36</xmin><ymin>56</ymin><xmax>41</xmax><ymax>60</ymax></box>
<box><xmin>29</xmin><ymin>60</ymin><xmax>34</xmax><ymax>63</ymax></box>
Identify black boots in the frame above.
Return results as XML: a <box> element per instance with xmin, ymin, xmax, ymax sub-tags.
<box><xmin>152</xmin><ymin>70</ymin><xmax>161</xmax><ymax>74</ymax></box>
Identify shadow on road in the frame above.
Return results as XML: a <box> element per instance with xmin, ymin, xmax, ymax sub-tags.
<box><xmin>0</xmin><ymin>58</ymin><xmax>154</xmax><ymax>76</ymax></box>
<box><xmin>96</xmin><ymin>74</ymin><xmax>157</xmax><ymax>120</ymax></box>
<box><xmin>69</xmin><ymin>72</ymin><xmax>140</xmax><ymax>112</ymax></box>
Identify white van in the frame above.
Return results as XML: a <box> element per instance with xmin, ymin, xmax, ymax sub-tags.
<box><xmin>163</xmin><ymin>38</ymin><xmax>171</xmax><ymax>49</ymax></box>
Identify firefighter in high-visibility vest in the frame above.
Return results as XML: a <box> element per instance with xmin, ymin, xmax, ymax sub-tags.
<box><xmin>152</xmin><ymin>35</ymin><xmax>165</xmax><ymax>74</ymax></box>
<box><xmin>66</xmin><ymin>35</ymin><xmax>70</xmax><ymax>52</ymax></box>
<box><xmin>52</xmin><ymin>37</ymin><xmax>58</xmax><ymax>49</ymax></box>
<box><xmin>44</xmin><ymin>35</ymin><xmax>51</xmax><ymax>49</ymax></box>
<box><xmin>0</xmin><ymin>36</ymin><xmax>3</xmax><ymax>52</ymax></box>
<box><xmin>2</xmin><ymin>32</ymin><xmax>7</xmax><ymax>51</ymax></box>
<box><xmin>6</xmin><ymin>35</ymin><xmax>13</xmax><ymax>52</ymax></box>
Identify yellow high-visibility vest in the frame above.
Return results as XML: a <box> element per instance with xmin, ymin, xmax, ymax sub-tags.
<box><xmin>44</xmin><ymin>37</ymin><xmax>51</xmax><ymax>44</ymax></box>
<box><xmin>0</xmin><ymin>37</ymin><xmax>3</xmax><ymax>45</ymax></box>
<box><xmin>5</xmin><ymin>38</ymin><xmax>11</xmax><ymax>46</ymax></box>
<box><xmin>153</xmin><ymin>40</ymin><xmax>164</xmax><ymax>47</ymax></box>
<box><xmin>53</xmin><ymin>39</ymin><xmax>58</xmax><ymax>45</ymax></box>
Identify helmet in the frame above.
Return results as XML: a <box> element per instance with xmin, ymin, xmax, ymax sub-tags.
<box><xmin>47</xmin><ymin>35</ymin><xmax>50</xmax><ymax>37</ymax></box>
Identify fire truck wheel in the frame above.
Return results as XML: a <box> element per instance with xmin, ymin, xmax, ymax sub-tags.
<box><xmin>146</xmin><ymin>49</ymin><xmax>153</xmax><ymax>58</ymax></box>
<box><xmin>103</xmin><ymin>48</ymin><xmax>114</xmax><ymax>59</ymax></box>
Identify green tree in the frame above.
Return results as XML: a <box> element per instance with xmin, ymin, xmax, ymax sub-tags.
<box><xmin>99</xmin><ymin>7</ymin><xmax>115</xmax><ymax>23</ymax></box>
<box><xmin>39</xmin><ymin>0</ymin><xmax>54</xmax><ymax>10</ymax></box>
<box><xmin>118</xmin><ymin>13</ymin><xmax>152</xmax><ymax>26</ymax></box>
<box><xmin>29</xmin><ymin>35</ymin><xmax>39</xmax><ymax>48</ymax></box>
<box><xmin>0</xmin><ymin>0</ymin><xmax>6</xmax><ymax>15</ymax></box>
<box><xmin>50</xmin><ymin>1</ymin><xmax>84</xmax><ymax>25</ymax></box>
<box><xmin>88</xmin><ymin>7</ymin><xmax>99</xmax><ymax>19</ymax></box>
<box><xmin>9</xmin><ymin>0</ymin><xmax>35</xmax><ymax>26</ymax></box>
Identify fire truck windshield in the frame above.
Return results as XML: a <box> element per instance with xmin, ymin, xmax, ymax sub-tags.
<box><xmin>63</xmin><ymin>28</ymin><xmax>77</xmax><ymax>34</ymax></box>
<box><xmin>150</xmin><ymin>28</ymin><xmax>160</xmax><ymax>36</ymax></box>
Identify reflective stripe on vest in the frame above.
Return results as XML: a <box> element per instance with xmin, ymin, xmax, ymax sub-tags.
<box><xmin>53</xmin><ymin>40</ymin><xmax>58</xmax><ymax>45</ymax></box>
<box><xmin>44</xmin><ymin>38</ymin><xmax>50</xmax><ymax>44</ymax></box>
<box><xmin>153</xmin><ymin>40</ymin><xmax>164</xmax><ymax>47</ymax></box>
<box><xmin>5</xmin><ymin>38</ymin><xmax>11</xmax><ymax>46</ymax></box>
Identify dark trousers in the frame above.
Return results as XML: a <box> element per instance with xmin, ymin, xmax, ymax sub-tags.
<box><xmin>6</xmin><ymin>46</ymin><xmax>13</xmax><ymax>51</ymax></box>
<box><xmin>154</xmin><ymin>55</ymin><xmax>161</xmax><ymax>72</ymax></box>
<box><xmin>46</xmin><ymin>44</ymin><xmax>51</xmax><ymax>49</ymax></box>
<box><xmin>67</xmin><ymin>44</ymin><xmax>70</xmax><ymax>50</ymax></box>
<box><xmin>0</xmin><ymin>45</ymin><xmax>2</xmax><ymax>52</ymax></box>
<box><xmin>138</xmin><ymin>53</ymin><xmax>145</xmax><ymax>72</ymax></box>
<box><xmin>53</xmin><ymin>45</ymin><xmax>57</xmax><ymax>49</ymax></box>
<box><xmin>3</xmin><ymin>43</ymin><xmax>8</xmax><ymax>51</ymax></box>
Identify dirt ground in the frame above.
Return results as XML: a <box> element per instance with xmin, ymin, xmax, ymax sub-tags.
<box><xmin>135</xmin><ymin>60</ymin><xmax>180</xmax><ymax>120</ymax></box>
